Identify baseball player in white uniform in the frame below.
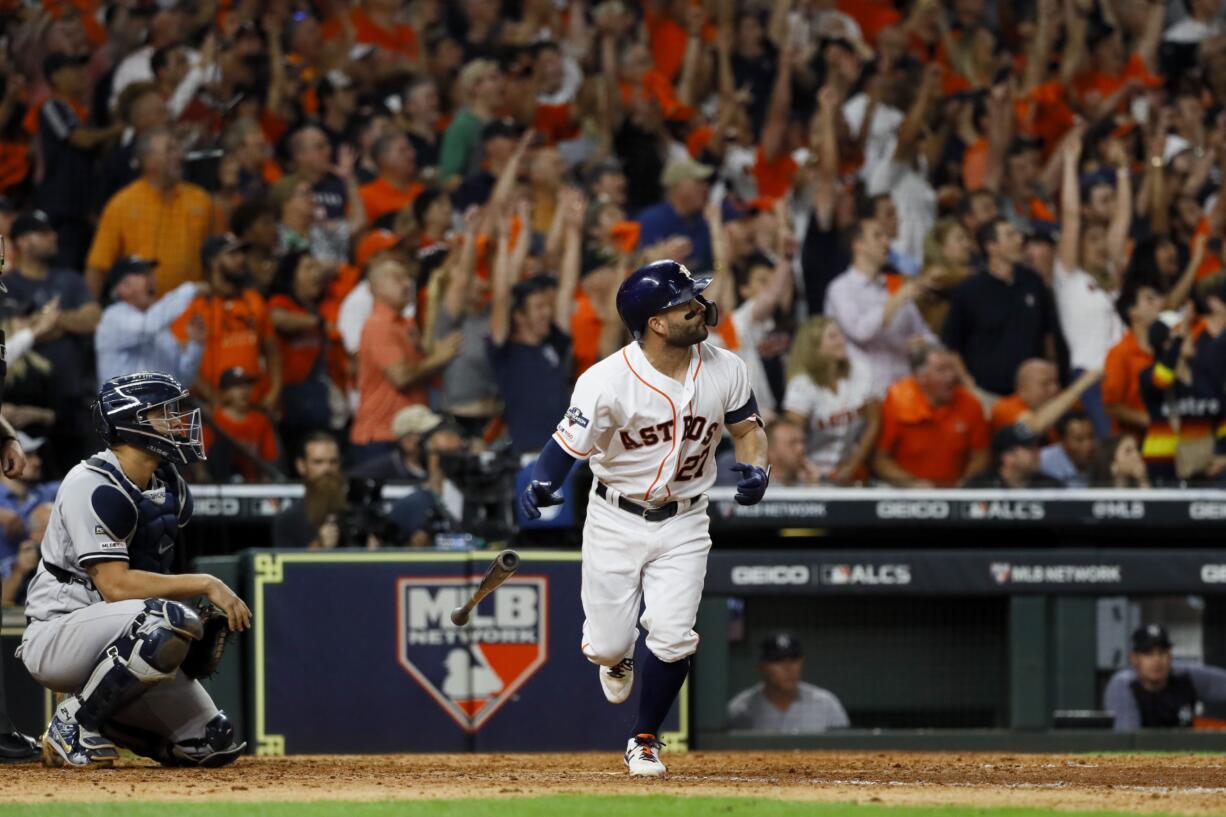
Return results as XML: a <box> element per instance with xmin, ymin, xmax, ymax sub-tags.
<box><xmin>19</xmin><ymin>372</ymin><xmax>251</xmax><ymax>768</ymax></box>
<box><xmin>521</xmin><ymin>260</ymin><xmax>770</xmax><ymax>776</ymax></box>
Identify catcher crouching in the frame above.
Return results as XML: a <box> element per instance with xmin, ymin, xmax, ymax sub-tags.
<box><xmin>16</xmin><ymin>372</ymin><xmax>251</xmax><ymax>768</ymax></box>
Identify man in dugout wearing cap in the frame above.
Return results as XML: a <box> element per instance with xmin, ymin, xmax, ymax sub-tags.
<box><xmin>1104</xmin><ymin>624</ymin><xmax>1226</xmax><ymax>730</ymax></box>
<box><xmin>726</xmin><ymin>632</ymin><xmax>849</xmax><ymax>734</ymax></box>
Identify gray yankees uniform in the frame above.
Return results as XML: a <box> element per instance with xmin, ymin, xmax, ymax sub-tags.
<box><xmin>19</xmin><ymin>449</ymin><xmax>219</xmax><ymax>743</ymax></box>
<box><xmin>30</xmin><ymin>370</ymin><xmax>243</xmax><ymax>769</ymax></box>
<box><xmin>726</xmin><ymin>682</ymin><xmax>850</xmax><ymax>733</ymax></box>
<box><xmin>1104</xmin><ymin>663</ymin><xmax>1226</xmax><ymax>730</ymax></box>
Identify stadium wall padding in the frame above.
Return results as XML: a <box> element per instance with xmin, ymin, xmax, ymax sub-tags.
<box><xmin>238</xmin><ymin>550</ymin><xmax>684</xmax><ymax>755</ymax></box>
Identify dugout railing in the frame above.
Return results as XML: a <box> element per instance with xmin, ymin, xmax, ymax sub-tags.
<box><xmin>179</xmin><ymin>485</ymin><xmax>1226</xmax><ymax>555</ymax></box>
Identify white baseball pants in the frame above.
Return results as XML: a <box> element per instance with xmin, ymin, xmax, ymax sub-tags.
<box><xmin>580</xmin><ymin>486</ymin><xmax>711</xmax><ymax>665</ymax></box>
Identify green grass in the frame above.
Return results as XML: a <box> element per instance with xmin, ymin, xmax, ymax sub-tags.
<box><xmin>0</xmin><ymin>796</ymin><xmax>1193</xmax><ymax>817</ymax></box>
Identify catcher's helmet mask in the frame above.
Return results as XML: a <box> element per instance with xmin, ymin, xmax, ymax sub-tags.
<box><xmin>93</xmin><ymin>372</ymin><xmax>206</xmax><ymax>465</ymax></box>
<box><xmin>616</xmin><ymin>259</ymin><xmax>720</xmax><ymax>341</ymax></box>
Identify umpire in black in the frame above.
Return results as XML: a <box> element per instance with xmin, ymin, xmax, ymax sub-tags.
<box><xmin>0</xmin><ymin>232</ymin><xmax>40</xmax><ymax>760</ymax></box>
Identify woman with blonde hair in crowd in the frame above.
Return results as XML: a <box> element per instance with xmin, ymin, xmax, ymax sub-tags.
<box><xmin>917</xmin><ymin>218</ymin><xmax>975</xmax><ymax>333</ymax></box>
<box><xmin>783</xmin><ymin>316</ymin><xmax>880</xmax><ymax>485</ymax></box>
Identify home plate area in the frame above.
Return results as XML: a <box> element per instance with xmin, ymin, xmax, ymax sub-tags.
<box><xmin>3</xmin><ymin>751</ymin><xmax>1226</xmax><ymax>813</ymax></box>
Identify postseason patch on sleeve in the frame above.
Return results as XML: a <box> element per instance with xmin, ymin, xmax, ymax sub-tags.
<box><xmin>565</xmin><ymin>406</ymin><xmax>590</xmax><ymax>428</ymax></box>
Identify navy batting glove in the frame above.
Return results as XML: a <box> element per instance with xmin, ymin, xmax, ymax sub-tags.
<box><xmin>519</xmin><ymin>480</ymin><xmax>564</xmax><ymax>520</ymax></box>
<box><xmin>730</xmin><ymin>463</ymin><xmax>770</xmax><ymax>506</ymax></box>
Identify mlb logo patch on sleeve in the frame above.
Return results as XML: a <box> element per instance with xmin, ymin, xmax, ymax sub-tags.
<box><xmin>565</xmin><ymin>407</ymin><xmax>589</xmax><ymax>428</ymax></box>
<box><xmin>98</xmin><ymin>541</ymin><xmax>125</xmax><ymax>551</ymax></box>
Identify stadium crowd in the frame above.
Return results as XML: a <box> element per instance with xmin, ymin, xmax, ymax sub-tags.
<box><xmin>0</xmin><ymin>0</ymin><xmax>1222</xmax><ymax>557</ymax></box>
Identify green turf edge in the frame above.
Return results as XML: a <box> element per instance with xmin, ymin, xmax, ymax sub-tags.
<box><xmin>0</xmin><ymin>794</ymin><xmax>1194</xmax><ymax>817</ymax></box>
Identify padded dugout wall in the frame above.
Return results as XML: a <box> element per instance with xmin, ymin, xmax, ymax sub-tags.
<box><xmin>243</xmin><ymin>550</ymin><xmax>685</xmax><ymax>755</ymax></box>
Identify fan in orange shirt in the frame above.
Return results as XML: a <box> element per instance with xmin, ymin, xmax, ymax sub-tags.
<box><xmin>989</xmin><ymin>360</ymin><xmax>1102</xmax><ymax>442</ymax></box>
<box><xmin>268</xmin><ymin>251</ymin><xmax>330</xmax><ymax>391</ymax></box>
<box><xmin>1190</xmin><ymin>218</ymin><xmax>1224</xmax><ymax>281</ymax></box>
<box><xmin>204</xmin><ymin>367</ymin><xmax>281</xmax><ymax>483</ymax></box>
<box><xmin>1104</xmin><ymin>278</ymin><xmax>1166</xmax><ymax>437</ymax></box>
<box><xmin>42</xmin><ymin>0</ymin><xmax>106</xmax><ymax>48</ymax></box>
<box><xmin>321</xmin><ymin>0</ymin><xmax>420</xmax><ymax>66</ymax></box>
<box><xmin>751</xmin><ymin>26</ymin><xmax>799</xmax><ymax>203</ymax></box>
<box><xmin>571</xmin><ymin>248</ymin><xmax>624</xmax><ymax>376</ymax></box>
<box><xmin>1071</xmin><ymin>21</ymin><xmax>1164</xmax><ymax>118</ymax></box>
<box><xmin>874</xmin><ymin>345</ymin><xmax>990</xmax><ymax>487</ymax></box>
<box><xmin>358</xmin><ymin>132</ymin><xmax>423</xmax><ymax>224</ymax></box>
<box><xmin>414</xmin><ymin>188</ymin><xmax>454</xmax><ymax>252</ymax></box>
<box><xmin>644</xmin><ymin>0</ymin><xmax>715</xmax><ymax>82</ymax></box>
<box><xmin>1013</xmin><ymin>81</ymin><xmax>1076</xmax><ymax>156</ymax></box>
<box><xmin>618</xmin><ymin>42</ymin><xmax>695</xmax><ymax>122</ymax></box>
<box><xmin>835</xmin><ymin>0</ymin><xmax>901</xmax><ymax>46</ymax></box>
<box><xmin>170</xmin><ymin>234</ymin><xmax>283</xmax><ymax>410</ymax></box>
<box><xmin>529</xmin><ymin>41</ymin><xmax>580</xmax><ymax>145</ymax></box>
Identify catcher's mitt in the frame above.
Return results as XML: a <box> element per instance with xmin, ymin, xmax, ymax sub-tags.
<box><xmin>181</xmin><ymin>601</ymin><xmax>234</xmax><ymax>679</ymax></box>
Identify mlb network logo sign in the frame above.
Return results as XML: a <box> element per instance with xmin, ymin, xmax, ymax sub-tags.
<box><xmin>397</xmin><ymin>576</ymin><xmax>548</xmax><ymax>732</ymax></box>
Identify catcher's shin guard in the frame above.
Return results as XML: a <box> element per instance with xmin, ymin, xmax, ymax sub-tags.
<box><xmin>75</xmin><ymin>599</ymin><xmax>203</xmax><ymax>731</ymax></box>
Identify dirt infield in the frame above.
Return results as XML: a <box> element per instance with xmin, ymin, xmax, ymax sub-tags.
<box><xmin>2</xmin><ymin>751</ymin><xmax>1226</xmax><ymax>814</ymax></box>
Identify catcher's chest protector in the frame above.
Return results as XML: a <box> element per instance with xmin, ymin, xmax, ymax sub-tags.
<box><xmin>84</xmin><ymin>456</ymin><xmax>186</xmax><ymax>574</ymax></box>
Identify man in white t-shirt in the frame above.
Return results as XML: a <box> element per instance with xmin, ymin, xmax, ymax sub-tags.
<box><xmin>841</xmin><ymin>89</ymin><xmax>902</xmax><ymax>186</ymax></box>
<box><xmin>865</xmin><ymin>61</ymin><xmax>946</xmax><ymax>276</ymax></box>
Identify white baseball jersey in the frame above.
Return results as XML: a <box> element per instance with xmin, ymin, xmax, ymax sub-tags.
<box><xmin>554</xmin><ymin>341</ymin><xmax>753</xmax><ymax>503</ymax></box>
<box><xmin>782</xmin><ymin>363</ymin><xmax>874</xmax><ymax>473</ymax></box>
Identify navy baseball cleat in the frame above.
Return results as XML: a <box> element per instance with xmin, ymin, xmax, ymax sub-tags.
<box><xmin>42</xmin><ymin>703</ymin><xmax>119</xmax><ymax>768</ymax></box>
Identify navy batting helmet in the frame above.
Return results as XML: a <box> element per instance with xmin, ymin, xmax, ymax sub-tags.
<box><xmin>92</xmin><ymin>372</ymin><xmax>205</xmax><ymax>464</ymax></box>
<box><xmin>616</xmin><ymin>259</ymin><xmax>719</xmax><ymax>340</ymax></box>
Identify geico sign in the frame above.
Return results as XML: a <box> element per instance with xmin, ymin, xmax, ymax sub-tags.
<box><xmin>193</xmin><ymin>497</ymin><xmax>241</xmax><ymax>516</ymax></box>
<box><xmin>730</xmin><ymin>565</ymin><xmax>811</xmax><ymax>586</ymax></box>
<box><xmin>875</xmin><ymin>500</ymin><xmax>950</xmax><ymax>520</ymax></box>
<box><xmin>1202</xmin><ymin>564</ymin><xmax>1226</xmax><ymax>583</ymax></box>
<box><xmin>1190</xmin><ymin>502</ymin><xmax>1226</xmax><ymax>520</ymax></box>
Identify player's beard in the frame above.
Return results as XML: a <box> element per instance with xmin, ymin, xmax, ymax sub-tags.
<box><xmin>665</xmin><ymin>320</ymin><xmax>708</xmax><ymax>347</ymax></box>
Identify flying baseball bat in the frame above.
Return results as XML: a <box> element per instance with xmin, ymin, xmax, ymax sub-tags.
<box><xmin>451</xmin><ymin>549</ymin><xmax>521</xmax><ymax>626</ymax></box>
